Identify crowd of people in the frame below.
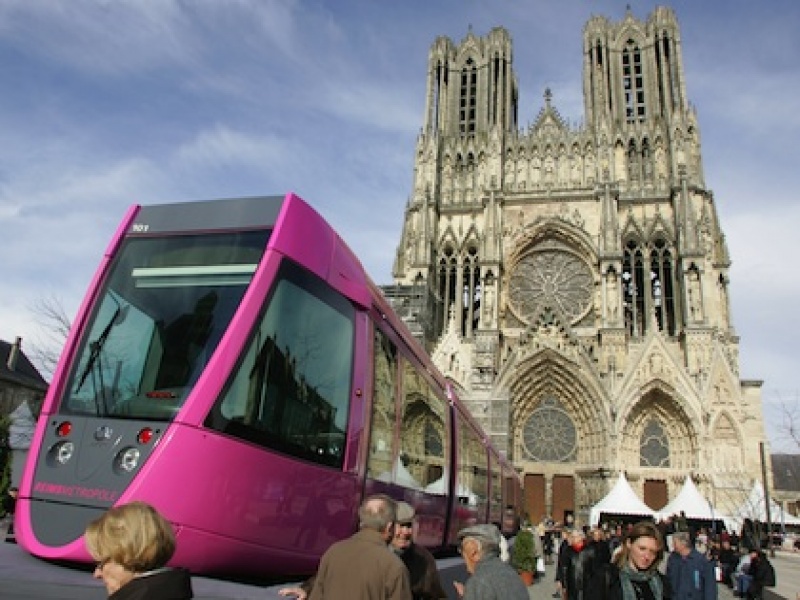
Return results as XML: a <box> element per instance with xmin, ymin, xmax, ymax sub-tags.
<box><xmin>658</xmin><ymin>513</ymin><xmax>777</xmax><ymax>600</ymax></box>
<box><xmin>17</xmin><ymin>494</ymin><xmax>778</xmax><ymax>600</ymax></box>
<box><xmin>508</xmin><ymin>512</ymin><xmax>779</xmax><ymax>600</ymax></box>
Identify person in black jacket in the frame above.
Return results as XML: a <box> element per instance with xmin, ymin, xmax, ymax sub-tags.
<box><xmin>85</xmin><ymin>501</ymin><xmax>193</xmax><ymax>599</ymax></box>
<box><xmin>3</xmin><ymin>487</ymin><xmax>17</xmax><ymax>541</ymax></box>
<box><xmin>561</xmin><ymin>529</ymin><xmax>599</xmax><ymax>600</ymax></box>
<box><xmin>554</xmin><ymin>531</ymin><xmax>570</xmax><ymax>598</ymax></box>
<box><xmin>716</xmin><ymin>539</ymin><xmax>739</xmax><ymax>588</ymax></box>
<box><xmin>390</xmin><ymin>502</ymin><xmax>448</xmax><ymax>600</ymax></box>
<box><xmin>589</xmin><ymin>527</ymin><xmax>612</xmax><ymax>570</ymax></box>
<box><xmin>746</xmin><ymin>549</ymin><xmax>774</xmax><ymax>600</ymax></box>
<box><xmin>585</xmin><ymin>521</ymin><xmax>671</xmax><ymax>600</ymax></box>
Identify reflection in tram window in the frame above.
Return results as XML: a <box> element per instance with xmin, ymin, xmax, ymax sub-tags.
<box><xmin>456</xmin><ymin>412</ymin><xmax>488</xmax><ymax>512</ymax></box>
<box><xmin>64</xmin><ymin>232</ymin><xmax>264</xmax><ymax>421</ymax></box>
<box><xmin>367</xmin><ymin>328</ymin><xmax>398</xmax><ymax>480</ymax></box>
<box><xmin>209</xmin><ymin>261</ymin><xmax>354</xmax><ymax>468</ymax></box>
<box><xmin>489</xmin><ymin>455</ymin><xmax>503</xmax><ymax>523</ymax></box>
<box><xmin>399</xmin><ymin>360</ymin><xmax>447</xmax><ymax>491</ymax></box>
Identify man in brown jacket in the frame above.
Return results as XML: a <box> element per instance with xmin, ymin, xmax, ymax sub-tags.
<box><xmin>308</xmin><ymin>495</ymin><xmax>412</xmax><ymax>600</ymax></box>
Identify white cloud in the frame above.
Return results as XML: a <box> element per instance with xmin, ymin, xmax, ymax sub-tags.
<box><xmin>727</xmin><ymin>206</ymin><xmax>800</xmax><ymax>296</ymax></box>
<box><xmin>0</xmin><ymin>0</ymin><xmax>197</xmax><ymax>74</ymax></box>
<box><xmin>175</xmin><ymin>124</ymin><xmax>287</xmax><ymax>169</ymax></box>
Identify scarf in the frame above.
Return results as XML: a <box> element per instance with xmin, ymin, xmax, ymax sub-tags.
<box><xmin>619</xmin><ymin>564</ymin><xmax>662</xmax><ymax>600</ymax></box>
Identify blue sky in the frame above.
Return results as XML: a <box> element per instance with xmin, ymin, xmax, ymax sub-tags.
<box><xmin>1</xmin><ymin>0</ymin><xmax>798</xmax><ymax>450</ymax></box>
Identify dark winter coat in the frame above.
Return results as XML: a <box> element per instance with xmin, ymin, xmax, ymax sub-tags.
<box><xmin>746</xmin><ymin>554</ymin><xmax>774</xmax><ymax>599</ymax></box>
<box><xmin>108</xmin><ymin>568</ymin><xmax>193</xmax><ymax>600</ymax></box>
<box><xmin>585</xmin><ymin>564</ymin><xmax>671</xmax><ymax>600</ymax></box>
<box><xmin>562</xmin><ymin>544</ymin><xmax>599</xmax><ymax>600</ymax></box>
<box><xmin>398</xmin><ymin>542</ymin><xmax>448</xmax><ymax>600</ymax></box>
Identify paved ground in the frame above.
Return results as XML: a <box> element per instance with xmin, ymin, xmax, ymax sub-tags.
<box><xmin>2</xmin><ymin>519</ymin><xmax>799</xmax><ymax>600</ymax></box>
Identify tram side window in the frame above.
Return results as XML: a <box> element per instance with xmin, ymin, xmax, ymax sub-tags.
<box><xmin>367</xmin><ymin>328</ymin><xmax>398</xmax><ymax>482</ymax></box>
<box><xmin>398</xmin><ymin>359</ymin><xmax>448</xmax><ymax>492</ymax></box>
<box><xmin>456</xmin><ymin>413</ymin><xmax>489</xmax><ymax>515</ymax></box>
<box><xmin>208</xmin><ymin>262</ymin><xmax>354</xmax><ymax>468</ymax></box>
<box><xmin>503</xmin><ymin>471</ymin><xmax>520</xmax><ymax>514</ymax></box>
<box><xmin>488</xmin><ymin>457</ymin><xmax>503</xmax><ymax>524</ymax></box>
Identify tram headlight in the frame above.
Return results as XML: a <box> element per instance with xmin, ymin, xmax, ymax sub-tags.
<box><xmin>48</xmin><ymin>440</ymin><xmax>75</xmax><ymax>465</ymax></box>
<box><xmin>114</xmin><ymin>447</ymin><xmax>141</xmax><ymax>473</ymax></box>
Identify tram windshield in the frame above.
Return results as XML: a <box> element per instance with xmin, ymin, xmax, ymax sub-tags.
<box><xmin>63</xmin><ymin>230</ymin><xmax>270</xmax><ymax>420</ymax></box>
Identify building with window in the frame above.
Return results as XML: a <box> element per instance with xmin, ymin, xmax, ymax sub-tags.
<box><xmin>1</xmin><ymin>337</ymin><xmax>47</xmax><ymax>487</ymax></box>
<box><xmin>385</xmin><ymin>7</ymin><xmax>767</xmax><ymax>524</ymax></box>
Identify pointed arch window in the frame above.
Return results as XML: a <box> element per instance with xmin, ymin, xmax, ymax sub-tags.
<box><xmin>492</xmin><ymin>53</ymin><xmax>501</xmax><ymax>126</ymax></box>
<box><xmin>462</xmin><ymin>245</ymin><xmax>481</xmax><ymax>338</ymax></box>
<box><xmin>437</xmin><ymin>247</ymin><xmax>458</xmax><ymax>339</ymax></box>
<box><xmin>436</xmin><ymin>244</ymin><xmax>482</xmax><ymax>339</ymax></box>
<box><xmin>640</xmin><ymin>418</ymin><xmax>670</xmax><ymax>467</ymax></box>
<box><xmin>460</xmin><ymin>58</ymin><xmax>477</xmax><ymax>135</ymax></box>
<box><xmin>622</xmin><ymin>40</ymin><xmax>645</xmax><ymax>122</ymax></box>
<box><xmin>651</xmin><ymin>239</ymin><xmax>676</xmax><ymax>335</ymax></box>
<box><xmin>623</xmin><ymin>238</ymin><xmax>677</xmax><ymax>337</ymax></box>
<box><xmin>642</xmin><ymin>138</ymin><xmax>653</xmax><ymax>181</ymax></box>
<box><xmin>627</xmin><ymin>139</ymin><xmax>640</xmax><ymax>181</ymax></box>
<box><xmin>432</xmin><ymin>59</ymin><xmax>446</xmax><ymax>134</ymax></box>
<box><xmin>623</xmin><ymin>239</ymin><xmax>646</xmax><ymax>336</ymax></box>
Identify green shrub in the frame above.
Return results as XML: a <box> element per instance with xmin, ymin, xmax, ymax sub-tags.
<box><xmin>511</xmin><ymin>528</ymin><xmax>537</xmax><ymax>573</ymax></box>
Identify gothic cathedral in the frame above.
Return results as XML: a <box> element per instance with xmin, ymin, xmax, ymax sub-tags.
<box><xmin>385</xmin><ymin>7</ymin><xmax>767</xmax><ymax>524</ymax></box>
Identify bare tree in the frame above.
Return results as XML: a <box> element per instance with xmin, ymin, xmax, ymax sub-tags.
<box><xmin>777</xmin><ymin>390</ymin><xmax>800</xmax><ymax>450</ymax></box>
<box><xmin>27</xmin><ymin>294</ymin><xmax>73</xmax><ymax>380</ymax></box>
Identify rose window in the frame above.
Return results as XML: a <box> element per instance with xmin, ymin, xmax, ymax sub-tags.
<box><xmin>522</xmin><ymin>398</ymin><xmax>577</xmax><ymax>462</ymax></box>
<box><xmin>508</xmin><ymin>250</ymin><xmax>593</xmax><ymax>324</ymax></box>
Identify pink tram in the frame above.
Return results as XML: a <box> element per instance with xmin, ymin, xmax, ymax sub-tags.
<box><xmin>17</xmin><ymin>193</ymin><xmax>521</xmax><ymax>577</ymax></box>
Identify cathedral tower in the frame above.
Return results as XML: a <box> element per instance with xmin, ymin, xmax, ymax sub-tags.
<box><xmin>387</xmin><ymin>7</ymin><xmax>765</xmax><ymax>524</ymax></box>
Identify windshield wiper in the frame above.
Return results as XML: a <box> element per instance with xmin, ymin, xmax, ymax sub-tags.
<box><xmin>75</xmin><ymin>300</ymin><xmax>128</xmax><ymax>415</ymax></box>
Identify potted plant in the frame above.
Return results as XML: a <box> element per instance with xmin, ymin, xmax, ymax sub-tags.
<box><xmin>511</xmin><ymin>528</ymin><xmax>537</xmax><ymax>586</ymax></box>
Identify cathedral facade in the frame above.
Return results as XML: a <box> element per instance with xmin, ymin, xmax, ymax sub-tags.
<box><xmin>385</xmin><ymin>7</ymin><xmax>767</xmax><ymax>525</ymax></box>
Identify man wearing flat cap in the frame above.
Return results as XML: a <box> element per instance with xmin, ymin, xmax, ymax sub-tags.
<box><xmin>454</xmin><ymin>523</ymin><xmax>529</xmax><ymax>600</ymax></box>
<box><xmin>391</xmin><ymin>502</ymin><xmax>448</xmax><ymax>600</ymax></box>
<box><xmin>308</xmin><ymin>495</ymin><xmax>412</xmax><ymax>600</ymax></box>
<box><xmin>280</xmin><ymin>500</ymin><xmax>443</xmax><ymax>600</ymax></box>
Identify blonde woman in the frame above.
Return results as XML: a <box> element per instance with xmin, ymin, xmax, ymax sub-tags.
<box><xmin>85</xmin><ymin>501</ymin><xmax>193</xmax><ymax>599</ymax></box>
<box><xmin>585</xmin><ymin>522</ymin><xmax>671</xmax><ymax>600</ymax></box>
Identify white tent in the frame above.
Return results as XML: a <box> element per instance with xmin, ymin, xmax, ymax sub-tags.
<box><xmin>424</xmin><ymin>476</ymin><xmax>478</xmax><ymax>505</ymax></box>
<box><xmin>589</xmin><ymin>473</ymin><xmax>655</xmax><ymax>526</ymax></box>
<box><xmin>731</xmin><ymin>481</ymin><xmax>800</xmax><ymax>528</ymax></box>
<box><xmin>376</xmin><ymin>456</ymin><xmax>421</xmax><ymax>488</ymax></box>
<box><xmin>658</xmin><ymin>476</ymin><xmax>721</xmax><ymax>521</ymax></box>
